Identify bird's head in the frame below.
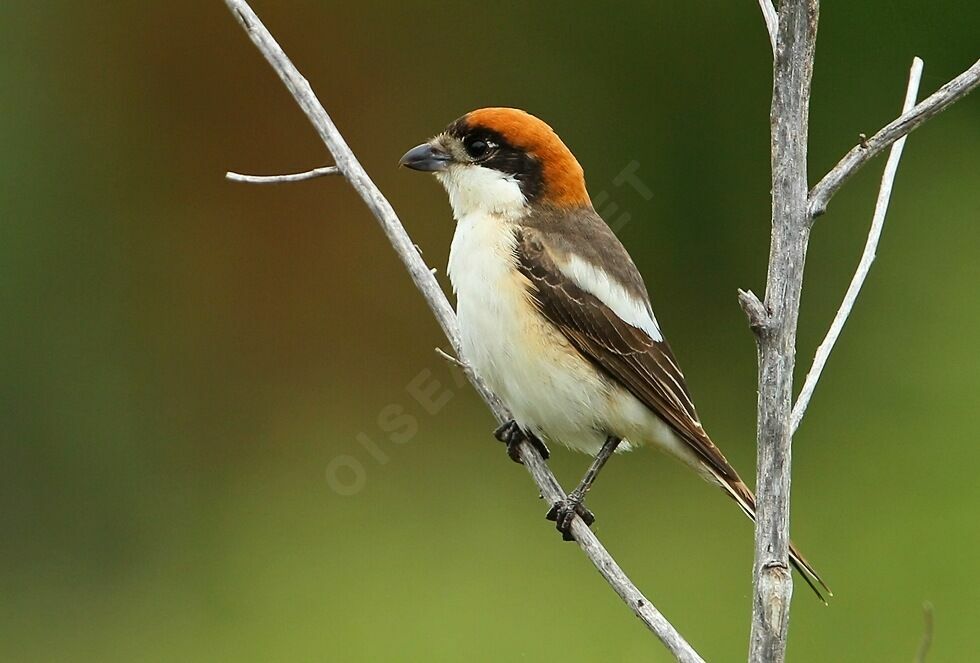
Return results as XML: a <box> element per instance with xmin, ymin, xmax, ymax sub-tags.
<box><xmin>399</xmin><ymin>108</ymin><xmax>590</xmax><ymax>220</ymax></box>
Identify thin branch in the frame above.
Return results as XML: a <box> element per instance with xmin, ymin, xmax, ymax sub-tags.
<box><xmin>226</xmin><ymin>165</ymin><xmax>339</xmax><ymax>183</ymax></box>
<box><xmin>792</xmin><ymin>57</ymin><xmax>923</xmax><ymax>435</ymax></box>
<box><xmin>221</xmin><ymin>1</ymin><xmax>704</xmax><ymax>660</ymax></box>
<box><xmin>757</xmin><ymin>0</ymin><xmax>779</xmax><ymax>56</ymax></box>
<box><xmin>809</xmin><ymin>58</ymin><xmax>980</xmax><ymax>219</ymax></box>
<box><xmin>914</xmin><ymin>602</ymin><xmax>935</xmax><ymax>663</ymax></box>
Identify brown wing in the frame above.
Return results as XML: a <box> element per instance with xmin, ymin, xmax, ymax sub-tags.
<box><xmin>514</xmin><ymin>228</ymin><xmax>739</xmax><ymax>481</ymax></box>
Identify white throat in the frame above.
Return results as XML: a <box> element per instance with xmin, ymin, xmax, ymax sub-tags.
<box><xmin>435</xmin><ymin>164</ymin><xmax>527</xmax><ymax>221</ymax></box>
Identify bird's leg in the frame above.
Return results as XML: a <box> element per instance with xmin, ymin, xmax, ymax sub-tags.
<box><xmin>546</xmin><ymin>435</ymin><xmax>621</xmax><ymax>541</ymax></box>
<box><xmin>493</xmin><ymin>419</ymin><xmax>550</xmax><ymax>464</ymax></box>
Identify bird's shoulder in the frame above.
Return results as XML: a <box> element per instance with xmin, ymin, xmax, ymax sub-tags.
<box><xmin>517</xmin><ymin>205</ymin><xmax>651</xmax><ymax>312</ymax></box>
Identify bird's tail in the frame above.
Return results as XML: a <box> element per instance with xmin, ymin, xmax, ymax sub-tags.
<box><xmin>716</xmin><ymin>474</ymin><xmax>832</xmax><ymax>603</ymax></box>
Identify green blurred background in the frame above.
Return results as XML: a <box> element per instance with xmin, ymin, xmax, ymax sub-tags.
<box><xmin>2</xmin><ymin>1</ymin><xmax>978</xmax><ymax>661</ymax></box>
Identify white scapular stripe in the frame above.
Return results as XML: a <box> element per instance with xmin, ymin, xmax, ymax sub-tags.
<box><xmin>561</xmin><ymin>254</ymin><xmax>663</xmax><ymax>342</ymax></box>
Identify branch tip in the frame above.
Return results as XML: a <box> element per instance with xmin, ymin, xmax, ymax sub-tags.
<box><xmin>225</xmin><ymin>165</ymin><xmax>340</xmax><ymax>184</ymax></box>
<box><xmin>793</xmin><ymin>56</ymin><xmax>924</xmax><ymax>434</ymax></box>
<box><xmin>434</xmin><ymin>347</ymin><xmax>466</xmax><ymax>370</ymax></box>
<box><xmin>915</xmin><ymin>602</ymin><xmax>935</xmax><ymax>663</ymax></box>
<box><xmin>738</xmin><ymin>289</ymin><xmax>770</xmax><ymax>334</ymax></box>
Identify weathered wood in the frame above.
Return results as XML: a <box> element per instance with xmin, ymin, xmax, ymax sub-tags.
<box><xmin>747</xmin><ymin>2</ymin><xmax>819</xmax><ymax>661</ymax></box>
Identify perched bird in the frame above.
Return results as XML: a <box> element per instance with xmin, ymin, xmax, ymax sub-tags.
<box><xmin>399</xmin><ymin>107</ymin><xmax>830</xmax><ymax>600</ymax></box>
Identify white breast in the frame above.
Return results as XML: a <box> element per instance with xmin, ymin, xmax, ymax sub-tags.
<box><xmin>448</xmin><ymin>212</ymin><xmax>616</xmax><ymax>453</ymax></box>
<box><xmin>437</xmin><ymin>165</ymin><xmax>680</xmax><ymax>459</ymax></box>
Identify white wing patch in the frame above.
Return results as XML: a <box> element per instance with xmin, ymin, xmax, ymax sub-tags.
<box><xmin>561</xmin><ymin>254</ymin><xmax>663</xmax><ymax>342</ymax></box>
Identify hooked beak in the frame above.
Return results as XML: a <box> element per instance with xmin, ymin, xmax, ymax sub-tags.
<box><xmin>398</xmin><ymin>142</ymin><xmax>452</xmax><ymax>172</ymax></box>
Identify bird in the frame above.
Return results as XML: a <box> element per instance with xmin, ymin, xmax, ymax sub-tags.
<box><xmin>399</xmin><ymin>107</ymin><xmax>830</xmax><ymax>601</ymax></box>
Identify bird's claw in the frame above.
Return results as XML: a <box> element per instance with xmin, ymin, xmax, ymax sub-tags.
<box><xmin>493</xmin><ymin>420</ymin><xmax>550</xmax><ymax>464</ymax></box>
<box><xmin>545</xmin><ymin>494</ymin><xmax>595</xmax><ymax>541</ymax></box>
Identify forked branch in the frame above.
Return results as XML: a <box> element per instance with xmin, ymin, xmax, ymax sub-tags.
<box><xmin>757</xmin><ymin>0</ymin><xmax>779</xmax><ymax>56</ymax></box>
<box><xmin>809</xmin><ymin>58</ymin><xmax>980</xmax><ymax>219</ymax></box>
<box><xmin>221</xmin><ymin>1</ymin><xmax>704</xmax><ymax>661</ymax></box>
<box><xmin>749</xmin><ymin>2</ymin><xmax>976</xmax><ymax>659</ymax></box>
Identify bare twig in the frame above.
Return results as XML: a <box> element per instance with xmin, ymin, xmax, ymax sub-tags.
<box><xmin>914</xmin><ymin>602</ymin><xmax>935</xmax><ymax>663</ymax></box>
<box><xmin>747</xmin><ymin>1</ymin><xmax>819</xmax><ymax>661</ymax></box>
<box><xmin>792</xmin><ymin>58</ymin><xmax>923</xmax><ymax>435</ymax></box>
<box><xmin>434</xmin><ymin>347</ymin><xmax>467</xmax><ymax>370</ymax></box>
<box><xmin>757</xmin><ymin>0</ymin><xmax>779</xmax><ymax>56</ymax></box>
<box><xmin>226</xmin><ymin>165</ymin><xmax>339</xmax><ymax>183</ymax></box>
<box><xmin>809</xmin><ymin>58</ymin><xmax>980</xmax><ymax>219</ymax></box>
<box><xmin>221</xmin><ymin>1</ymin><xmax>704</xmax><ymax>660</ymax></box>
<box><xmin>738</xmin><ymin>288</ymin><xmax>771</xmax><ymax>335</ymax></box>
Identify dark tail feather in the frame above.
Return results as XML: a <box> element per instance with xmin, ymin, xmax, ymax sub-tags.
<box><xmin>718</xmin><ymin>476</ymin><xmax>832</xmax><ymax>603</ymax></box>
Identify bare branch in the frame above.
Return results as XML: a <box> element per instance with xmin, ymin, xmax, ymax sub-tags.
<box><xmin>914</xmin><ymin>602</ymin><xmax>935</xmax><ymax>663</ymax></box>
<box><xmin>809</xmin><ymin>58</ymin><xmax>980</xmax><ymax>219</ymax></box>
<box><xmin>757</xmin><ymin>0</ymin><xmax>779</xmax><ymax>56</ymax></box>
<box><xmin>748</xmin><ymin>1</ymin><xmax>820</xmax><ymax>660</ymax></box>
<box><xmin>792</xmin><ymin>58</ymin><xmax>923</xmax><ymax>435</ymax></box>
<box><xmin>224</xmin><ymin>0</ymin><xmax>460</xmax><ymax>346</ymax></box>
<box><xmin>226</xmin><ymin>165</ymin><xmax>339</xmax><ymax>183</ymax></box>
<box><xmin>221</xmin><ymin>1</ymin><xmax>704</xmax><ymax>660</ymax></box>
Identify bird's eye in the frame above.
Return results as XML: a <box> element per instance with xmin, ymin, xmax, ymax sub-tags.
<box><xmin>465</xmin><ymin>139</ymin><xmax>492</xmax><ymax>159</ymax></box>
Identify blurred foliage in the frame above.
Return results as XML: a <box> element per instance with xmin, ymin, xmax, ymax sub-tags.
<box><xmin>1</xmin><ymin>1</ymin><xmax>978</xmax><ymax>661</ymax></box>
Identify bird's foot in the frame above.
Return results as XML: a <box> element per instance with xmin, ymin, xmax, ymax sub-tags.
<box><xmin>493</xmin><ymin>420</ymin><xmax>550</xmax><ymax>464</ymax></box>
<box><xmin>545</xmin><ymin>491</ymin><xmax>595</xmax><ymax>541</ymax></box>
